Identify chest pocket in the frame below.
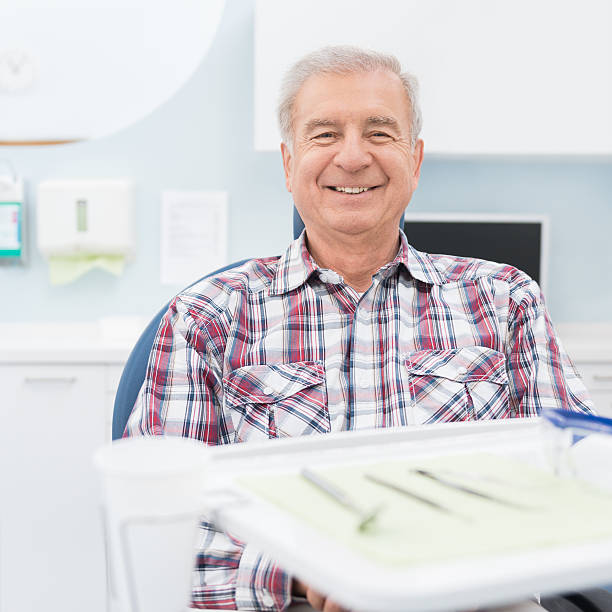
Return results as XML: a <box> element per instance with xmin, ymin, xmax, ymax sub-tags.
<box><xmin>223</xmin><ymin>361</ymin><xmax>329</xmax><ymax>443</ymax></box>
<box><xmin>405</xmin><ymin>346</ymin><xmax>510</xmax><ymax>423</ymax></box>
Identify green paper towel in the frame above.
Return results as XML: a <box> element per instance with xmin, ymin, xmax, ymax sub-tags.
<box><xmin>48</xmin><ymin>255</ymin><xmax>125</xmax><ymax>285</ymax></box>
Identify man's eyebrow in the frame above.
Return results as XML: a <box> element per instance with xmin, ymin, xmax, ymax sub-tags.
<box><xmin>366</xmin><ymin>115</ymin><xmax>401</xmax><ymax>131</ymax></box>
<box><xmin>302</xmin><ymin>116</ymin><xmax>401</xmax><ymax>134</ymax></box>
<box><xmin>303</xmin><ymin>118</ymin><xmax>338</xmax><ymax>133</ymax></box>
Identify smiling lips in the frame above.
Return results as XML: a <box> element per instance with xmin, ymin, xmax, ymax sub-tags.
<box><xmin>329</xmin><ymin>186</ymin><xmax>376</xmax><ymax>193</ymax></box>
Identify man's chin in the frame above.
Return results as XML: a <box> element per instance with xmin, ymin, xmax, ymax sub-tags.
<box><xmin>326</xmin><ymin>220</ymin><xmax>391</xmax><ymax>239</ymax></box>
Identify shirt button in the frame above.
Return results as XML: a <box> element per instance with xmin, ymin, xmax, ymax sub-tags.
<box><xmin>263</xmin><ymin>386</ymin><xmax>274</xmax><ymax>396</ymax></box>
<box><xmin>320</xmin><ymin>269</ymin><xmax>341</xmax><ymax>284</ymax></box>
<box><xmin>358</xmin><ymin>376</ymin><xmax>369</xmax><ymax>389</ymax></box>
<box><xmin>457</xmin><ymin>367</ymin><xmax>468</xmax><ymax>376</ymax></box>
<box><xmin>262</xmin><ymin>592</ymin><xmax>274</xmax><ymax>607</ymax></box>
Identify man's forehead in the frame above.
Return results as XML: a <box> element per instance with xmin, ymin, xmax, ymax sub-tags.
<box><xmin>292</xmin><ymin>69</ymin><xmax>412</xmax><ymax>129</ymax></box>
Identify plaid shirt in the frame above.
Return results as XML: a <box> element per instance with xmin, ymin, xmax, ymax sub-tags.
<box><xmin>126</xmin><ymin>230</ymin><xmax>592</xmax><ymax>610</ymax></box>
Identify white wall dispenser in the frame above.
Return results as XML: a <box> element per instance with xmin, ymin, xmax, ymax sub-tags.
<box><xmin>37</xmin><ymin>179</ymin><xmax>134</xmax><ymax>284</ymax></box>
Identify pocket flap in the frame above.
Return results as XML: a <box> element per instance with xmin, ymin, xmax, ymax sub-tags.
<box><xmin>223</xmin><ymin>361</ymin><xmax>326</xmax><ymax>406</ymax></box>
<box><xmin>405</xmin><ymin>346</ymin><xmax>507</xmax><ymax>384</ymax></box>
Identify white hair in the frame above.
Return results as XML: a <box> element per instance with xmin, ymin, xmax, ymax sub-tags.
<box><xmin>277</xmin><ymin>45</ymin><xmax>422</xmax><ymax>149</ymax></box>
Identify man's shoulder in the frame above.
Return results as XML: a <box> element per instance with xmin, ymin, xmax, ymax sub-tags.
<box><xmin>422</xmin><ymin>251</ymin><xmax>537</xmax><ymax>297</ymax></box>
<box><xmin>165</xmin><ymin>255</ymin><xmax>283</xmax><ymax>331</ymax></box>
<box><xmin>179</xmin><ymin>255</ymin><xmax>281</xmax><ymax>303</ymax></box>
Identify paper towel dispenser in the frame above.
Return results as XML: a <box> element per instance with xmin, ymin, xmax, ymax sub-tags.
<box><xmin>37</xmin><ymin>179</ymin><xmax>134</xmax><ymax>256</ymax></box>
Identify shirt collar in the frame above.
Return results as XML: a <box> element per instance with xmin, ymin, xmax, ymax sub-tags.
<box><xmin>269</xmin><ymin>229</ymin><xmax>445</xmax><ymax>296</ymax></box>
<box><xmin>269</xmin><ymin>231</ymin><xmax>318</xmax><ymax>296</ymax></box>
<box><xmin>398</xmin><ymin>230</ymin><xmax>447</xmax><ymax>285</ymax></box>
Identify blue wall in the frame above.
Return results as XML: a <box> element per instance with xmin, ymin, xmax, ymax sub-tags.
<box><xmin>1</xmin><ymin>0</ymin><xmax>610</xmax><ymax>324</ymax></box>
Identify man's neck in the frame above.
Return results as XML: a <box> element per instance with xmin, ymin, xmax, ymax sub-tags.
<box><xmin>305</xmin><ymin>230</ymin><xmax>401</xmax><ymax>292</ymax></box>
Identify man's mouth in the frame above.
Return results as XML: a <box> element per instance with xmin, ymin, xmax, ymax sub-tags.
<box><xmin>328</xmin><ymin>186</ymin><xmax>376</xmax><ymax>193</ymax></box>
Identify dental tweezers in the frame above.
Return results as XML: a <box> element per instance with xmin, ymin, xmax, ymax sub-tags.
<box><xmin>301</xmin><ymin>468</ymin><xmax>381</xmax><ymax>531</ymax></box>
<box><xmin>363</xmin><ymin>473</ymin><xmax>461</xmax><ymax>518</ymax></box>
<box><xmin>412</xmin><ymin>469</ymin><xmax>529</xmax><ymax>510</ymax></box>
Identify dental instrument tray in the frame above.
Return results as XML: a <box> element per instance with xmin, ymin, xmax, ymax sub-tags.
<box><xmin>202</xmin><ymin>418</ymin><xmax>612</xmax><ymax>612</ymax></box>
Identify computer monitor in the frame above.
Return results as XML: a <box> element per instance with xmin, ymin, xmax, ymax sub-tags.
<box><xmin>403</xmin><ymin>213</ymin><xmax>549</xmax><ymax>291</ymax></box>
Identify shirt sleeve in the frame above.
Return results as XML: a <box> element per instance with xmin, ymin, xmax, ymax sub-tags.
<box><xmin>124</xmin><ymin>297</ymin><xmax>293</xmax><ymax>610</ymax></box>
<box><xmin>505</xmin><ymin>279</ymin><xmax>594</xmax><ymax>416</ymax></box>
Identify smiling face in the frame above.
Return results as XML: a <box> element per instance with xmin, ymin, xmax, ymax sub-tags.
<box><xmin>281</xmin><ymin>69</ymin><xmax>424</xmax><ymax>246</ymax></box>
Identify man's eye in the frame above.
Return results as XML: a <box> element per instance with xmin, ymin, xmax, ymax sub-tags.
<box><xmin>370</xmin><ymin>131</ymin><xmax>392</xmax><ymax>140</ymax></box>
<box><xmin>313</xmin><ymin>132</ymin><xmax>336</xmax><ymax>140</ymax></box>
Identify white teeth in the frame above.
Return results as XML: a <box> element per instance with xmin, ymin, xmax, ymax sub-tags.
<box><xmin>333</xmin><ymin>186</ymin><xmax>370</xmax><ymax>193</ymax></box>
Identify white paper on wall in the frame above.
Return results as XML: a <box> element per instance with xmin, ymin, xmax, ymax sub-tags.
<box><xmin>160</xmin><ymin>190</ymin><xmax>228</xmax><ymax>285</ymax></box>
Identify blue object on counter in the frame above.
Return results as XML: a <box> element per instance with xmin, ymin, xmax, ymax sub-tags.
<box><xmin>542</xmin><ymin>408</ymin><xmax>612</xmax><ymax>435</ymax></box>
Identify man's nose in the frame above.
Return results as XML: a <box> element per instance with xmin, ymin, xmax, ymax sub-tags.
<box><xmin>333</xmin><ymin>133</ymin><xmax>372</xmax><ymax>172</ymax></box>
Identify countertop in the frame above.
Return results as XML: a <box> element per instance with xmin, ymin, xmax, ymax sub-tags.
<box><xmin>0</xmin><ymin>318</ymin><xmax>147</xmax><ymax>363</ymax></box>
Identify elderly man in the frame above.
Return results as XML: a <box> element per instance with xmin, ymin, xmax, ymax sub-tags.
<box><xmin>126</xmin><ymin>46</ymin><xmax>592</xmax><ymax>611</ymax></box>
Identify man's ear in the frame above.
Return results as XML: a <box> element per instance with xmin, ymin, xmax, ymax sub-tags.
<box><xmin>412</xmin><ymin>139</ymin><xmax>424</xmax><ymax>180</ymax></box>
<box><xmin>280</xmin><ymin>142</ymin><xmax>293</xmax><ymax>192</ymax></box>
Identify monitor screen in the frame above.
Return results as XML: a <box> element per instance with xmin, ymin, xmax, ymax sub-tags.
<box><xmin>403</xmin><ymin>216</ymin><xmax>546</xmax><ymax>287</ymax></box>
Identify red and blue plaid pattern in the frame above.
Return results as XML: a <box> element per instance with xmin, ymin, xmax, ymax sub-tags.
<box><xmin>126</xmin><ymin>230</ymin><xmax>592</xmax><ymax>610</ymax></box>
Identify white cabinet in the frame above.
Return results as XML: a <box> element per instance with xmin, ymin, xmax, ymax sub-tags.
<box><xmin>573</xmin><ymin>362</ymin><xmax>612</xmax><ymax>418</ymax></box>
<box><xmin>105</xmin><ymin>364</ymin><xmax>126</xmax><ymax>439</ymax></box>
<box><xmin>0</xmin><ymin>359</ymin><xmax>130</xmax><ymax>612</ymax></box>
<box><xmin>0</xmin><ymin>322</ymin><xmax>136</xmax><ymax>612</ymax></box>
<box><xmin>558</xmin><ymin>323</ymin><xmax>612</xmax><ymax>420</ymax></box>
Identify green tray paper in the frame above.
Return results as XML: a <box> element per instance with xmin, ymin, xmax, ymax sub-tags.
<box><xmin>240</xmin><ymin>453</ymin><xmax>612</xmax><ymax>567</ymax></box>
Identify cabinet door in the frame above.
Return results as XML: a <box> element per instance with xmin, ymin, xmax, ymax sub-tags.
<box><xmin>0</xmin><ymin>365</ymin><xmax>107</xmax><ymax>612</ymax></box>
<box><xmin>590</xmin><ymin>391</ymin><xmax>612</xmax><ymax>419</ymax></box>
<box><xmin>105</xmin><ymin>365</ymin><xmax>125</xmax><ymax>441</ymax></box>
<box><xmin>574</xmin><ymin>362</ymin><xmax>612</xmax><ymax>418</ymax></box>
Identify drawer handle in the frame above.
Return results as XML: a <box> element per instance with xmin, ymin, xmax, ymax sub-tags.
<box><xmin>24</xmin><ymin>377</ymin><xmax>77</xmax><ymax>384</ymax></box>
<box><xmin>593</xmin><ymin>375</ymin><xmax>612</xmax><ymax>383</ymax></box>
